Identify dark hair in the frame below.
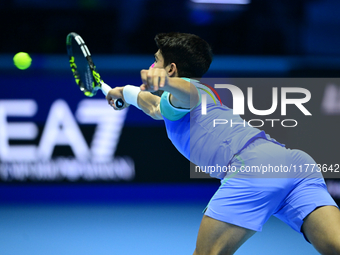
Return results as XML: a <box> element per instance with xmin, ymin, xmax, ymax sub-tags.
<box><xmin>154</xmin><ymin>32</ymin><xmax>213</xmax><ymax>78</ymax></box>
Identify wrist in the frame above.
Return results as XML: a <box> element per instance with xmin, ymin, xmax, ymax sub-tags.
<box><xmin>123</xmin><ymin>85</ymin><xmax>141</xmax><ymax>109</ymax></box>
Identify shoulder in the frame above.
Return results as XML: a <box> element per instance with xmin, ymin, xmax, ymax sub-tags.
<box><xmin>160</xmin><ymin>91</ymin><xmax>191</xmax><ymax>121</ymax></box>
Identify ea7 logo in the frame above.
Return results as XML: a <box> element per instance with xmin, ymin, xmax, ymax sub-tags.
<box><xmin>0</xmin><ymin>99</ymin><xmax>127</xmax><ymax>162</ymax></box>
<box><xmin>201</xmin><ymin>84</ymin><xmax>312</xmax><ymax>116</ymax></box>
<box><xmin>0</xmin><ymin>99</ymin><xmax>135</xmax><ymax>182</ymax></box>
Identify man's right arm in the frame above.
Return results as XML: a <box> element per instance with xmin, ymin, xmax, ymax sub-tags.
<box><xmin>106</xmin><ymin>86</ymin><xmax>163</xmax><ymax>120</ymax></box>
<box><xmin>137</xmin><ymin>91</ymin><xmax>163</xmax><ymax>120</ymax></box>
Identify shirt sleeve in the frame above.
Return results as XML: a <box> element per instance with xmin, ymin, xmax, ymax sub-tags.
<box><xmin>160</xmin><ymin>92</ymin><xmax>190</xmax><ymax>121</ymax></box>
<box><xmin>160</xmin><ymin>82</ymin><xmax>202</xmax><ymax>121</ymax></box>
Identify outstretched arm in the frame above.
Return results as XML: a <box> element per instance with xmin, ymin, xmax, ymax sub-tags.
<box><xmin>137</xmin><ymin>91</ymin><xmax>163</xmax><ymax>120</ymax></box>
<box><xmin>105</xmin><ymin>87</ymin><xmax>163</xmax><ymax>120</ymax></box>
<box><xmin>106</xmin><ymin>67</ymin><xmax>199</xmax><ymax>118</ymax></box>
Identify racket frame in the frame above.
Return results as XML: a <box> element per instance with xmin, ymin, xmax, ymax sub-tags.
<box><xmin>66</xmin><ymin>32</ymin><xmax>125</xmax><ymax>108</ymax></box>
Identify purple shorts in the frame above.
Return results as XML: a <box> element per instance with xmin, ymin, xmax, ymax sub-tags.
<box><xmin>204</xmin><ymin>138</ymin><xmax>338</xmax><ymax>236</ymax></box>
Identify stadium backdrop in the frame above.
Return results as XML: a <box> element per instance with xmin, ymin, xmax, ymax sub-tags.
<box><xmin>0</xmin><ymin>55</ymin><xmax>339</xmax><ymax>203</ymax></box>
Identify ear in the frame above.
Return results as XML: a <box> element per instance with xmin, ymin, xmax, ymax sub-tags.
<box><xmin>166</xmin><ymin>63</ymin><xmax>178</xmax><ymax>77</ymax></box>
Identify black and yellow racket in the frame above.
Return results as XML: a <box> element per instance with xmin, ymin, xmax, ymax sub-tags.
<box><xmin>66</xmin><ymin>32</ymin><xmax>124</xmax><ymax>108</ymax></box>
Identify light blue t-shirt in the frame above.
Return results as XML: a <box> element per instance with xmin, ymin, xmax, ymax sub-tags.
<box><xmin>160</xmin><ymin>79</ymin><xmax>284</xmax><ymax>179</ymax></box>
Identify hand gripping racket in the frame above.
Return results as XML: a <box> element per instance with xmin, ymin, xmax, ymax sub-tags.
<box><xmin>66</xmin><ymin>32</ymin><xmax>124</xmax><ymax>108</ymax></box>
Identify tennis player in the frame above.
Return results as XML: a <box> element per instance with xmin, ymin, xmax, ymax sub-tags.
<box><xmin>106</xmin><ymin>32</ymin><xmax>340</xmax><ymax>255</ymax></box>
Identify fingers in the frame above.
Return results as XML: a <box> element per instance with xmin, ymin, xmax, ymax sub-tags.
<box><xmin>105</xmin><ymin>88</ymin><xmax>116</xmax><ymax>102</ymax></box>
<box><xmin>108</xmin><ymin>97</ymin><xmax>118</xmax><ymax>110</ymax></box>
<box><xmin>140</xmin><ymin>67</ymin><xmax>167</xmax><ymax>91</ymax></box>
<box><xmin>105</xmin><ymin>92</ymin><xmax>111</xmax><ymax>102</ymax></box>
<box><xmin>141</xmin><ymin>69</ymin><xmax>148</xmax><ymax>88</ymax></box>
<box><xmin>159</xmin><ymin>72</ymin><xmax>166</xmax><ymax>88</ymax></box>
<box><xmin>105</xmin><ymin>87</ymin><xmax>126</xmax><ymax>111</ymax></box>
<box><xmin>109</xmin><ymin>99</ymin><xmax>117</xmax><ymax>109</ymax></box>
<box><xmin>153</xmin><ymin>75</ymin><xmax>159</xmax><ymax>89</ymax></box>
<box><xmin>140</xmin><ymin>84</ymin><xmax>147</xmax><ymax>91</ymax></box>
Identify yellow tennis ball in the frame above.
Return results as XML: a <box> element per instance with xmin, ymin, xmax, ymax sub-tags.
<box><xmin>13</xmin><ymin>52</ymin><xmax>32</xmax><ymax>70</ymax></box>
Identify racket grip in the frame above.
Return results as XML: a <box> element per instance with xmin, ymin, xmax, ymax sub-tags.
<box><xmin>100</xmin><ymin>81</ymin><xmax>112</xmax><ymax>96</ymax></box>
<box><xmin>114</xmin><ymin>98</ymin><xmax>125</xmax><ymax>109</ymax></box>
<box><xmin>101</xmin><ymin>82</ymin><xmax>125</xmax><ymax>109</ymax></box>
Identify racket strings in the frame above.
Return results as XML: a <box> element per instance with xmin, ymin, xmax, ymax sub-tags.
<box><xmin>71</xmin><ymin>38</ymin><xmax>97</xmax><ymax>95</ymax></box>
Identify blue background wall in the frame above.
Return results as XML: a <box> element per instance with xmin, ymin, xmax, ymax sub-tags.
<box><xmin>1</xmin><ymin>1</ymin><xmax>340</xmax><ymax>254</ymax></box>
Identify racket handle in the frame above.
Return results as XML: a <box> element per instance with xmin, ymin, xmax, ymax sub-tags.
<box><xmin>114</xmin><ymin>98</ymin><xmax>125</xmax><ymax>109</ymax></box>
<box><xmin>100</xmin><ymin>81</ymin><xmax>112</xmax><ymax>96</ymax></box>
<box><xmin>101</xmin><ymin>82</ymin><xmax>125</xmax><ymax>109</ymax></box>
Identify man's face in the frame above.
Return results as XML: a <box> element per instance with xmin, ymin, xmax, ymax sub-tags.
<box><xmin>152</xmin><ymin>50</ymin><xmax>165</xmax><ymax>69</ymax></box>
<box><xmin>151</xmin><ymin>50</ymin><xmax>178</xmax><ymax>78</ymax></box>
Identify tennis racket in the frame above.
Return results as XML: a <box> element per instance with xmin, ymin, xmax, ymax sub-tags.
<box><xmin>66</xmin><ymin>32</ymin><xmax>124</xmax><ymax>108</ymax></box>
